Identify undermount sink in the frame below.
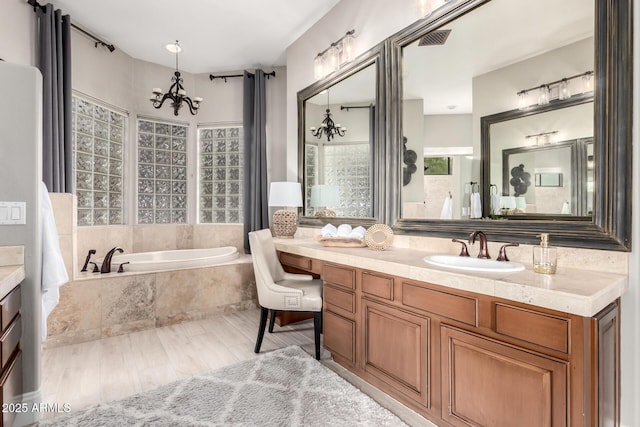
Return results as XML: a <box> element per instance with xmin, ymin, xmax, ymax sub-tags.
<box><xmin>424</xmin><ymin>255</ymin><xmax>525</xmax><ymax>273</ymax></box>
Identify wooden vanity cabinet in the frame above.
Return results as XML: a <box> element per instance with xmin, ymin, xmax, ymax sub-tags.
<box><xmin>314</xmin><ymin>259</ymin><xmax>620</xmax><ymax>427</ymax></box>
<box><xmin>0</xmin><ymin>284</ymin><xmax>22</xmax><ymax>427</ymax></box>
<box><xmin>275</xmin><ymin>252</ymin><xmax>320</xmax><ymax>326</ymax></box>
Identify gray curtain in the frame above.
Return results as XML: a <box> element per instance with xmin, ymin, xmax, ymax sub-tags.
<box><xmin>243</xmin><ymin>70</ymin><xmax>269</xmax><ymax>253</ymax></box>
<box><xmin>37</xmin><ymin>4</ymin><xmax>73</xmax><ymax>193</ymax></box>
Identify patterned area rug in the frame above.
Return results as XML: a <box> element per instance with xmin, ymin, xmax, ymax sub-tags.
<box><xmin>40</xmin><ymin>345</ymin><xmax>407</xmax><ymax>426</ymax></box>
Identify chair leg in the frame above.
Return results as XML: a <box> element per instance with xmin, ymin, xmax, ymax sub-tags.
<box><xmin>268</xmin><ymin>310</ymin><xmax>278</xmax><ymax>333</ymax></box>
<box><xmin>254</xmin><ymin>306</ymin><xmax>269</xmax><ymax>354</ymax></box>
<box><xmin>313</xmin><ymin>311</ymin><xmax>322</xmax><ymax>360</ymax></box>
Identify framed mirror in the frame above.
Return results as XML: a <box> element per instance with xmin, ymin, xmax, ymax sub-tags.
<box><xmin>298</xmin><ymin>41</ymin><xmax>387</xmax><ymax>227</ymax></box>
<box><xmin>388</xmin><ymin>0</ymin><xmax>632</xmax><ymax>250</ymax></box>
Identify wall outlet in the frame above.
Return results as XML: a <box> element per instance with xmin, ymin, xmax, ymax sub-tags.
<box><xmin>0</xmin><ymin>202</ymin><xmax>26</xmax><ymax>225</ymax></box>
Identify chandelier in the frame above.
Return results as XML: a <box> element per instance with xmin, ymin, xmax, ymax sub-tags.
<box><xmin>309</xmin><ymin>91</ymin><xmax>346</xmax><ymax>141</ymax></box>
<box><xmin>150</xmin><ymin>41</ymin><xmax>202</xmax><ymax>116</ymax></box>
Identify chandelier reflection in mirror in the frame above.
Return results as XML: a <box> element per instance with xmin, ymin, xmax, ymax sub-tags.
<box><xmin>309</xmin><ymin>90</ymin><xmax>346</xmax><ymax>141</ymax></box>
<box><xmin>150</xmin><ymin>41</ymin><xmax>202</xmax><ymax>116</ymax></box>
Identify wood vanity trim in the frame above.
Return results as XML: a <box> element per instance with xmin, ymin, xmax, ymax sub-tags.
<box><xmin>494</xmin><ymin>303</ymin><xmax>570</xmax><ymax>354</ymax></box>
<box><xmin>401</xmin><ymin>282</ymin><xmax>478</xmax><ymax>327</ymax></box>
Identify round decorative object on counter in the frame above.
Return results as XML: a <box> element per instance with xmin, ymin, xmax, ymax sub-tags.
<box><xmin>364</xmin><ymin>224</ymin><xmax>394</xmax><ymax>250</ymax></box>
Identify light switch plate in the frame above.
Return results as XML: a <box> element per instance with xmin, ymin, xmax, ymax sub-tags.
<box><xmin>0</xmin><ymin>202</ymin><xmax>26</xmax><ymax>225</ymax></box>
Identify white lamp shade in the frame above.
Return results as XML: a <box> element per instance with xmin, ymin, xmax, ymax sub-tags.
<box><xmin>268</xmin><ymin>182</ymin><xmax>303</xmax><ymax>207</ymax></box>
<box><xmin>310</xmin><ymin>185</ymin><xmax>340</xmax><ymax>207</ymax></box>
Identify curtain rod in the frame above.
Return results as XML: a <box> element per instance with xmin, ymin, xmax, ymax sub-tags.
<box><xmin>209</xmin><ymin>71</ymin><xmax>276</xmax><ymax>83</ymax></box>
<box><xmin>27</xmin><ymin>0</ymin><xmax>116</xmax><ymax>53</ymax></box>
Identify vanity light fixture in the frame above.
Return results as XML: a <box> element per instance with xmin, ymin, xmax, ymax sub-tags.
<box><xmin>309</xmin><ymin>90</ymin><xmax>346</xmax><ymax>141</ymax></box>
<box><xmin>150</xmin><ymin>40</ymin><xmax>202</xmax><ymax>116</ymax></box>
<box><xmin>525</xmin><ymin>130</ymin><xmax>558</xmax><ymax>145</ymax></box>
<box><xmin>516</xmin><ymin>70</ymin><xmax>593</xmax><ymax>110</ymax></box>
<box><xmin>313</xmin><ymin>30</ymin><xmax>356</xmax><ymax>80</ymax></box>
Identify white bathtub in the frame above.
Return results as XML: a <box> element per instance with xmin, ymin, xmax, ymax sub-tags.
<box><xmin>102</xmin><ymin>247</ymin><xmax>240</xmax><ymax>272</ymax></box>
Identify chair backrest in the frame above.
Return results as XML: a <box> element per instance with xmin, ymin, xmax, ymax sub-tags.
<box><xmin>248</xmin><ymin>229</ymin><xmax>287</xmax><ymax>302</ymax></box>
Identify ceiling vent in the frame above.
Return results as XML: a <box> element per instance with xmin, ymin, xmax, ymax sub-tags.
<box><xmin>418</xmin><ymin>29</ymin><xmax>451</xmax><ymax>46</ymax></box>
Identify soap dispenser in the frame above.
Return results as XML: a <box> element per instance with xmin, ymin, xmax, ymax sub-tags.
<box><xmin>533</xmin><ymin>233</ymin><xmax>557</xmax><ymax>274</ymax></box>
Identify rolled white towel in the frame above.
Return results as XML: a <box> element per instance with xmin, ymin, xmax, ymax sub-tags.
<box><xmin>321</xmin><ymin>223</ymin><xmax>338</xmax><ymax>237</ymax></box>
<box><xmin>349</xmin><ymin>226</ymin><xmax>367</xmax><ymax>238</ymax></box>
<box><xmin>336</xmin><ymin>224</ymin><xmax>352</xmax><ymax>237</ymax></box>
<box><xmin>561</xmin><ymin>201</ymin><xmax>570</xmax><ymax>214</ymax></box>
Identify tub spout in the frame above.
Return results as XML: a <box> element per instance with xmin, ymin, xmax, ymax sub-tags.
<box><xmin>101</xmin><ymin>247</ymin><xmax>124</xmax><ymax>273</ymax></box>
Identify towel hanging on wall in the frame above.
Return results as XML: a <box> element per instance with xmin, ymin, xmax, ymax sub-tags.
<box><xmin>470</xmin><ymin>190</ymin><xmax>482</xmax><ymax>219</ymax></box>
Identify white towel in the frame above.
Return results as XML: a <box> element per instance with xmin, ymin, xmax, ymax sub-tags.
<box><xmin>40</xmin><ymin>182</ymin><xmax>69</xmax><ymax>341</ymax></box>
<box><xmin>336</xmin><ymin>224</ymin><xmax>352</xmax><ymax>237</ymax></box>
<box><xmin>561</xmin><ymin>201</ymin><xmax>570</xmax><ymax>214</ymax></box>
<box><xmin>439</xmin><ymin>196</ymin><xmax>453</xmax><ymax>219</ymax></box>
<box><xmin>321</xmin><ymin>223</ymin><xmax>338</xmax><ymax>237</ymax></box>
<box><xmin>491</xmin><ymin>194</ymin><xmax>501</xmax><ymax>215</ymax></box>
<box><xmin>470</xmin><ymin>192</ymin><xmax>482</xmax><ymax>219</ymax></box>
<box><xmin>349</xmin><ymin>226</ymin><xmax>367</xmax><ymax>238</ymax></box>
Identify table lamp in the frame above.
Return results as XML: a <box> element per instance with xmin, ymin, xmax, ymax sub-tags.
<box><xmin>268</xmin><ymin>182</ymin><xmax>303</xmax><ymax>238</ymax></box>
<box><xmin>310</xmin><ymin>184</ymin><xmax>340</xmax><ymax>217</ymax></box>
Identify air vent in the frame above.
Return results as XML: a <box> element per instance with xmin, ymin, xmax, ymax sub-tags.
<box><xmin>418</xmin><ymin>29</ymin><xmax>451</xmax><ymax>46</ymax></box>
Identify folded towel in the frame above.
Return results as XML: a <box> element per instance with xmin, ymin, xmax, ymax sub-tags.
<box><xmin>40</xmin><ymin>182</ymin><xmax>69</xmax><ymax>341</ymax></box>
<box><xmin>321</xmin><ymin>223</ymin><xmax>338</xmax><ymax>237</ymax></box>
<box><xmin>336</xmin><ymin>224</ymin><xmax>352</xmax><ymax>237</ymax></box>
<box><xmin>470</xmin><ymin>192</ymin><xmax>482</xmax><ymax>218</ymax></box>
<box><xmin>439</xmin><ymin>195</ymin><xmax>453</xmax><ymax>219</ymax></box>
<box><xmin>349</xmin><ymin>226</ymin><xmax>367</xmax><ymax>238</ymax></box>
<box><xmin>561</xmin><ymin>201</ymin><xmax>570</xmax><ymax>214</ymax></box>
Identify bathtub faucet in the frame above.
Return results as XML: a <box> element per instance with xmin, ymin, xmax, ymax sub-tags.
<box><xmin>101</xmin><ymin>247</ymin><xmax>124</xmax><ymax>273</ymax></box>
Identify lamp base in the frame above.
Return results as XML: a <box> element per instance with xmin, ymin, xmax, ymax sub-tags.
<box><xmin>272</xmin><ymin>209</ymin><xmax>298</xmax><ymax>238</ymax></box>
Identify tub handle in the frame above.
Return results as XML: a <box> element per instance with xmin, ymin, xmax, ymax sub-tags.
<box><xmin>117</xmin><ymin>262</ymin><xmax>130</xmax><ymax>273</ymax></box>
<box><xmin>81</xmin><ymin>249</ymin><xmax>97</xmax><ymax>272</ymax></box>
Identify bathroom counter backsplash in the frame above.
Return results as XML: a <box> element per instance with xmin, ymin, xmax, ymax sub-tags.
<box><xmin>275</xmin><ymin>237</ymin><xmax>627</xmax><ymax>317</ymax></box>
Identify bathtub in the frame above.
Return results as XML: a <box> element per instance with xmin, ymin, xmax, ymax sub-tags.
<box><xmin>103</xmin><ymin>247</ymin><xmax>240</xmax><ymax>272</ymax></box>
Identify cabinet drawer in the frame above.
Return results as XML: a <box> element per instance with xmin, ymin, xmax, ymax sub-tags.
<box><xmin>1</xmin><ymin>350</ymin><xmax>22</xmax><ymax>427</ymax></box>
<box><xmin>402</xmin><ymin>282</ymin><xmax>477</xmax><ymax>327</ymax></box>
<box><xmin>323</xmin><ymin>310</ymin><xmax>355</xmax><ymax>364</ymax></box>
<box><xmin>324</xmin><ymin>285</ymin><xmax>355</xmax><ymax>317</ymax></box>
<box><xmin>279</xmin><ymin>253</ymin><xmax>312</xmax><ymax>271</ymax></box>
<box><xmin>0</xmin><ymin>286</ymin><xmax>20</xmax><ymax>332</ymax></box>
<box><xmin>362</xmin><ymin>272</ymin><xmax>393</xmax><ymax>301</ymax></box>
<box><xmin>0</xmin><ymin>315</ymin><xmax>20</xmax><ymax>371</ymax></box>
<box><xmin>323</xmin><ymin>263</ymin><xmax>355</xmax><ymax>290</ymax></box>
<box><xmin>495</xmin><ymin>304</ymin><xmax>570</xmax><ymax>353</ymax></box>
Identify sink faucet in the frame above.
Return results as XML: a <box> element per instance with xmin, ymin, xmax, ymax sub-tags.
<box><xmin>468</xmin><ymin>231</ymin><xmax>491</xmax><ymax>259</ymax></box>
<box><xmin>101</xmin><ymin>247</ymin><xmax>124</xmax><ymax>273</ymax></box>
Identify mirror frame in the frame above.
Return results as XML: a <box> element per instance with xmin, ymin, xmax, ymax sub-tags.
<box><xmin>482</xmin><ymin>95</ymin><xmax>594</xmax><ymax>219</ymax></box>
<box><xmin>297</xmin><ymin>41</ymin><xmax>388</xmax><ymax>228</ymax></box>
<box><xmin>387</xmin><ymin>0</ymin><xmax>632</xmax><ymax>251</ymax></box>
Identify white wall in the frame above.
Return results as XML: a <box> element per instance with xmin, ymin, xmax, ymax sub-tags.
<box><xmin>0</xmin><ymin>0</ymin><xmax>36</xmax><ymax>65</ymax></box>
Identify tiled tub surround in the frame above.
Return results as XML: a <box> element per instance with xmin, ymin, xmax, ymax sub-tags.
<box><xmin>278</xmin><ymin>232</ymin><xmax>628</xmax><ymax>317</ymax></box>
<box><xmin>46</xmin><ymin>257</ymin><xmax>257</xmax><ymax>348</ymax></box>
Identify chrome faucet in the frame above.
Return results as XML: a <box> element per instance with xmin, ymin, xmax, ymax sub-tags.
<box><xmin>468</xmin><ymin>231</ymin><xmax>490</xmax><ymax>259</ymax></box>
<box><xmin>100</xmin><ymin>247</ymin><xmax>124</xmax><ymax>273</ymax></box>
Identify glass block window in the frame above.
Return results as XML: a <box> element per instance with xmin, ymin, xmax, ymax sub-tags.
<box><xmin>324</xmin><ymin>143</ymin><xmax>371</xmax><ymax>217</ymax></box>
<box><xmin>137</xmin><ymin>119</ymin><xmax>188</xmax><ymax>224</ymax></box>
<box><xmin>72</xmin><ymin>96</ymin><xmax>125</xmax><ymax>226</ymax></box>
<box><xmin>199</xmin><ymin>126</ymin><xmax>243</xmax><ymax>223</ymax></box>
<box><xmin>304</xmin><ymin>144</ymin><xmax>318</xmax><ymax>216</ymax></box>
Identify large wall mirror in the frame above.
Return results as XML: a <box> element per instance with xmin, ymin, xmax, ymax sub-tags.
<box><xmin>388</xmin><ymin>0</ymin><xmax>632</xmax><ymax>250</ymax></box>
<box><xmin>298</xmin><ymin>42</ymin><xmax>387</xmax><ymax>227</ymax></box>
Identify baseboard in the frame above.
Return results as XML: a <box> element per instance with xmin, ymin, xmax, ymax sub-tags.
<box><xmin>14</xmin><ymin>388</ymin><xmax>43</xmax><ymax>427</ymax></box>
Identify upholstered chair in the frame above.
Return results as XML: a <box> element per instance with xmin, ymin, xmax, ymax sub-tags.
<box><xmin>248</xmin><ymin>229</ymin><xmax>323</xmax><ymax>359</ymax></box>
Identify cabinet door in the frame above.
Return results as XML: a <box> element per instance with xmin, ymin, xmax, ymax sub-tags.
<box><xmin>362</xmin><ymin>299</ymin><xmax>429</xmax><ymax>407</ymax></box>
<box><xmin>441</xmin><ymin>326</ymin><xmax>567</xmax><ymax>427</ymax></box>
<box><xmin>594</xmin><ymin>300</ymin><xmax>620</xmax><ymax>427</ymax></box>
<box><xmin>323</xmin><ymin>310</ymin><xmax>355</xmax><ymax>365</ymax></box>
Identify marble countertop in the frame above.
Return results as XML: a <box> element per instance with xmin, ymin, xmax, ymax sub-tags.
<box><xmin>274</xmin><ymin>238</ymin><xmax>628</xmax><ymax>317</ymax></box>
<box><xmin>0</xmin><ymin>265</ymin><xmax>25</xmax><ymax>297</ymax></box>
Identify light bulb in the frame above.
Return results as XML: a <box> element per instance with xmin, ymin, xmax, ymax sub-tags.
<box><xmin>313</xmin><ymin>54</ymin><xmax>324</xmax><ymax>80</ymax></box>
<box><xmin>538</xmin><ymin>85</ymin><xmax>550</xmax><ymax>105</ymax></box>
<box><xmin>518</xmin><ymin>92</ymin><xmax>528</xmax><ymax>110</ymax></box>
<box><xmin>559</xmin><ymin>79</ymin><xmax>570</xmax><ymax>100</ymax></box>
